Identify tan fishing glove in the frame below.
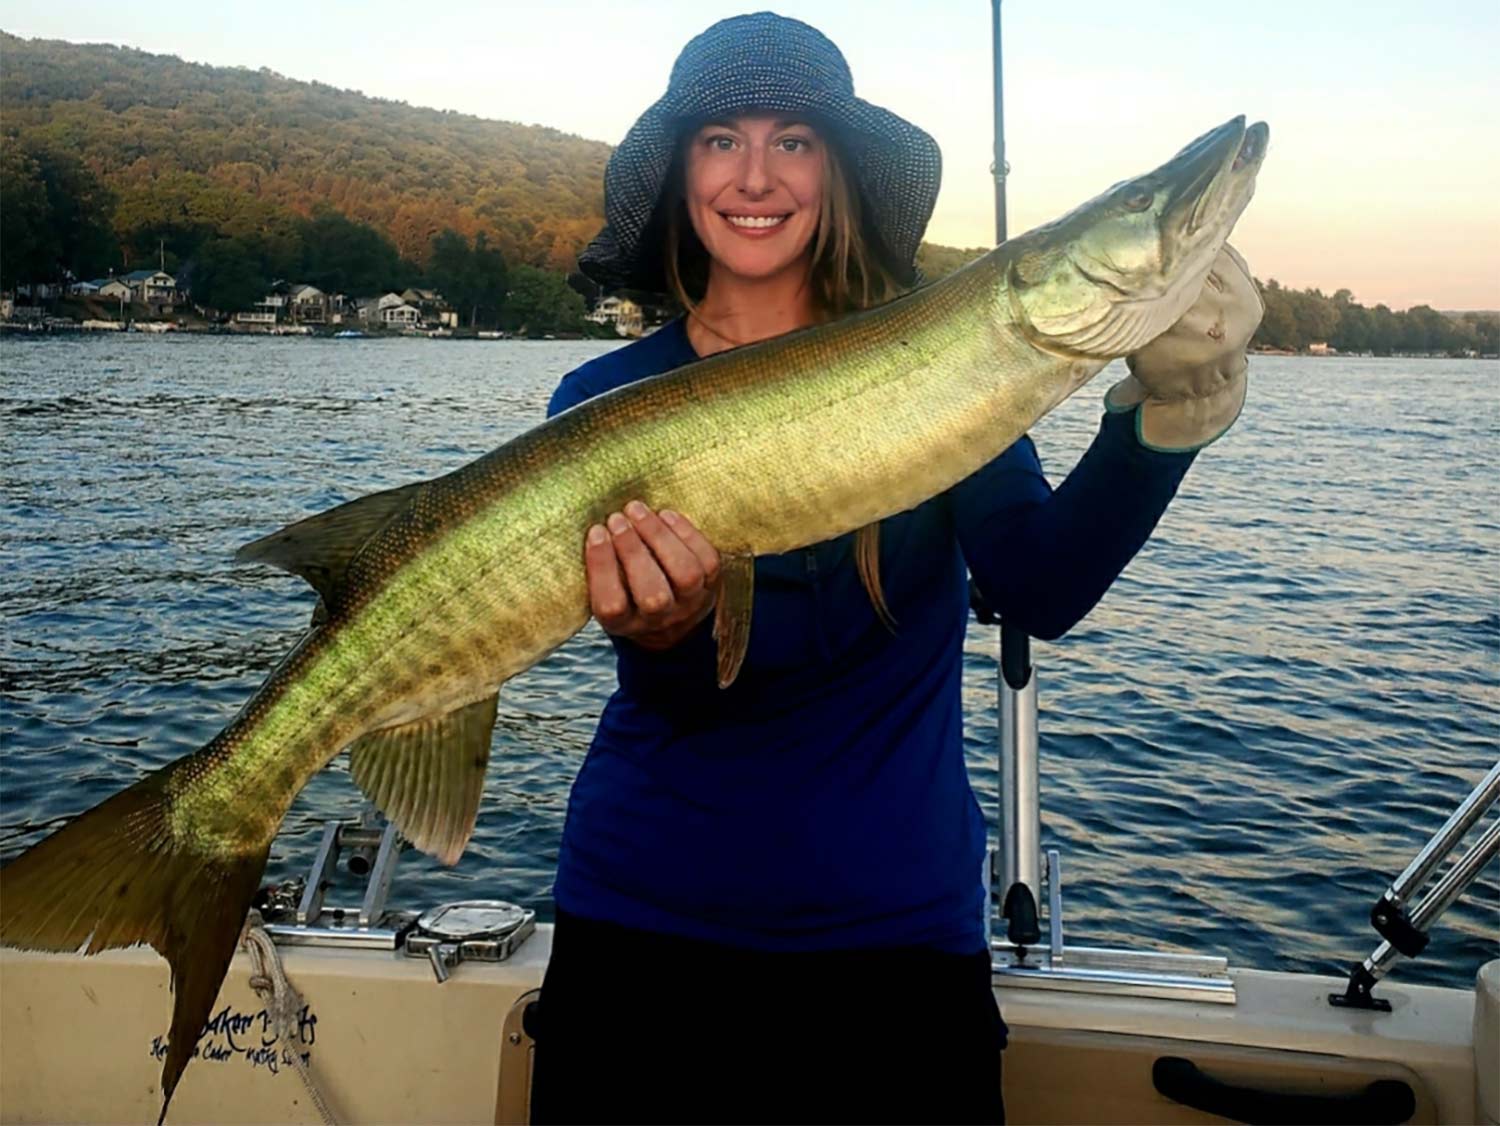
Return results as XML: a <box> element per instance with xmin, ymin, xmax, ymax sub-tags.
<box><xmin>1106</xmin><ymin>244</ymin><xmax>1263</xmax><ymax>453</ymax></box>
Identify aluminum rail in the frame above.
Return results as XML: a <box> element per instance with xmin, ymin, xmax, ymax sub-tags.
<box><xmin>1376</xmin><ymin>761</ymin><xmax>1500</xmax><ymax>933</ymax></box>
<box><xmin>1333</xmin><ymin>761</ymin><xmax>1500</xmax><ymax>1010</ymax></box>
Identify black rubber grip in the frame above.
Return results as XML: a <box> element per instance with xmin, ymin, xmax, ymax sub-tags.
<box><xmin>1000</xmin><ymin>622</ymin><xmax>1031</xmax><ymax>691</ymax></box>
<box><xmin>1152</xmin><ymin>1056</ymin><xmax>1415</xmax><ymax>1124</ymax></box>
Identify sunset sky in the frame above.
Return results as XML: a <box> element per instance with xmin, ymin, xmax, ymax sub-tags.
<box><xmin>5</xmin><ymin>0</ymin><xmax>1497</xmax><ymax>309</ymax></box>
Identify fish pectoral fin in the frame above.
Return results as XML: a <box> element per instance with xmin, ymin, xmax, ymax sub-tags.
<box><xmin>233</xmin><ymin>480</ymin><xmax>425</xmax><ymax>605</ymax></box>
<box><xmin>347</xmin><ymin>692</ymin><xmax>499</xmax><ymax>866</ymax></box>
<box><xmin>712</xmin><ymin>551</ymin><xmax>755</xmax><ymax>690</ymax></box>
<box><xmin>854</xmin><ymin>522</ymin><xmax>897</xmax><ymax>633</ymax></box>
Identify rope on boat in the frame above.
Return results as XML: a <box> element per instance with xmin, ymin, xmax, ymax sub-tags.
<box><xmin>242</xmin><ymin>910</ymin><xmax>339</xmax><ymax>1126</ymax></box>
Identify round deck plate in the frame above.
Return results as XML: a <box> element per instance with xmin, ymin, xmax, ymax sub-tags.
<box><xmin>415</xmin><ymin>900</ymin><xmax>528</xmax><ymax>940</ymax></box>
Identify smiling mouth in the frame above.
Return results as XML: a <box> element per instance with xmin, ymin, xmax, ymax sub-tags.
<box><xmin>723</xmin><ymin>214</ymin><xmax>790</xmax><ymax>230</ymax></box>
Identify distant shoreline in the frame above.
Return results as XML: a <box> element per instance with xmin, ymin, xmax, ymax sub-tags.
<box><xmin>0</xmin><ymin>320</ymin><xmax>624</xmax><ymax>342</ymax></box>
<box><xmin>3</xmin><ymin>322</ymin><xmax>1491</xmax><ymax>359</ymax></box>
<box><xmin>0</xmin><ymin>320</ymin><xmax>615</xmax><ymax>343</ymax></box>
<box><xmin>1249</xmin><ymin>345</ymin><xmax>1497</xmax><ymax>360</ymax></box>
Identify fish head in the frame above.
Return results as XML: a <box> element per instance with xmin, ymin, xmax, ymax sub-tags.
<box><xmin>1005</xmin><ymin>116</ymin><xmax>1268</xmax><ymax>359</ymax></box>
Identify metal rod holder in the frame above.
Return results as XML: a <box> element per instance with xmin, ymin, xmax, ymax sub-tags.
<box><xmin>263</xmin><ymin>808</ymin><xmax>416</xmax><ymax>950</ymax></box>
<box><xmin>1377</xmin><ymin>762</ymin><xmax>1500</xmax><ymax>932</ymax></box>
<box><xmin>979</xmin><ymin>609</ymin><xmax>1235</xmax><ymax>1002</ymax></box>
<box><xmin>1333</xmin><ymin>761</ymin><xmax>1500</xmax><ymax>1010</ymax></box>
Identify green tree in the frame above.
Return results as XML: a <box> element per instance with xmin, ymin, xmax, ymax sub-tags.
<box><xmin>35</xmin><ymin>144</ymin><xmax>116</xmax><ymax>281</ymax></box>
<box><xmin>1365</xmin><ymin>305</ymin><xmax>1397</xmax><ymax>355</ymax></box>
<box><xmin>190</xmin><ymin>237</ymin><xmax>268</xmax><ymax>313</ymax></box>
<box><xmin>0</xmin><ymin>145</ymin><xmax>51</xmax><ymax>288</ymax></box>
<box><xmin>1291</xmin><ymin>287</ymin><xmax>1340</xmax><ymax>345</ymax></box>
<box><xmin>426</xmin><ymin>229</ymin><xmax>509</xmax><ymax>327</ymax></box>
<box><xmin>300</xmin><ymin>210</ymin><xmax>404</xmax><ymax>294</ymax></box>
<box><xmin>1</xmin><ymin>141</ymin><xmax>116</xmax><ymax>285</ymax></box>
<box><xmin>503</xmin><ymin>265</ymin><xmax>585</xmax><ymax>335</ymax></box>
<box><xmin>427</xmin><ymin>228</ymin><xmax>476</xmax><ymax>316</ymax></box>
<box><xmin>468</xmin><ymin>231</ymin><xmax>508</xmax><ymax>327</ymax></box>
<box><xmin>1253</xmin><ymin>279</ymin><xmax>1298</xmax><ymax>350</ymax></box>
<box><xmin>1457</xmin><ymin>312</ymin><xmax>1498</xmax><ymax>355</ymax></box>
<box><xmin>1331</xmin><ymin>301</ymin><xmax>1372</xmax><ymax>354</ymax></box>
<box><xmin>1400</xmin><ymin>305</ymin><xmax>1458</xmax><ymax>354</ymax></box>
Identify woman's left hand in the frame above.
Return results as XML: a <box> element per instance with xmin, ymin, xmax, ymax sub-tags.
<box><xmin>1106</xmin><ymin>243</ymin><xmax>1263</xmax><ymax>453</ymax></box>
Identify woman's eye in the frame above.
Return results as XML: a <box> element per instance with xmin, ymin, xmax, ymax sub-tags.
<box><xmin>777</xmin><ymin>137</ymin><xmax>810</xmax><ymax>153</ymax></box>
<box><xmin>708</xmin><ymin>135</ymin><xmax>736</xmax><ymax>152</ymax></box>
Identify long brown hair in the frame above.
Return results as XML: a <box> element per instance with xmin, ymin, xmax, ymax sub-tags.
<box><xmin>663</xmin><ymin>127</ymin><xmax>905</xmax><ymax>323</ymax></box>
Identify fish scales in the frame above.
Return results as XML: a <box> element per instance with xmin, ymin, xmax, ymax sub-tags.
<box><xmin>176</xmin><ymin>259</ymin><xmax>1044</xmax><ymax>845</ymax></box>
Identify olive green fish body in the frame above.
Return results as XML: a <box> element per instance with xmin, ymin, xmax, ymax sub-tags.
<box><xmin>178</xmin><ymin>254</ymin><xmax>1070</xmax><ymax>847</ymax></box>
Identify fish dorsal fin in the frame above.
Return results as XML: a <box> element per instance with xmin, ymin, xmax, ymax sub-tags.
<box><xmin>234</xmin><ymin>481</ymin><xmax>425</xmax><ymax>604</ymax></box>
<box><xmin>854</xmin><ymin>522</ymin><xmax>897</xmax><ymax>633</ymax></box>
<box><xmin>346</xmin><ymin>692</ymin><xmax>499</xmax><ymax>866</ymax></box>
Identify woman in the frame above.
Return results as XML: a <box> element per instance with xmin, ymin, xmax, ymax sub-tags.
<box><xmin>531</xmin><ymin>13</ymin><xmax>1261</xmax><ymax>1125</ymax></box>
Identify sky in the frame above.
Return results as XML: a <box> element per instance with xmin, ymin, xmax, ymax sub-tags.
<box><xmin>3</xmin><ymin>0</ymin><xmax>1498</xmax><ymax>310</ymax></box>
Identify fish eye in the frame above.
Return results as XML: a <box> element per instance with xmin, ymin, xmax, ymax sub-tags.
<box><xmin>1122</xmin><ymin>188</ymin><xmax>1154</xmax><ymax>213</ymax></box>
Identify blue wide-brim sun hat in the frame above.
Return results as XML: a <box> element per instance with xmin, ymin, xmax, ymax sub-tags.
<box><xmin>577</xmin><ymin>11</ymin><xmax>943</xmax><ymax>294</ymax></box>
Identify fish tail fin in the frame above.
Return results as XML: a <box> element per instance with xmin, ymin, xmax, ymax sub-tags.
<box><xmin>0</xmin><ymin>765</ymin><xmax>270</xmax><ymax>1123</ymax></box>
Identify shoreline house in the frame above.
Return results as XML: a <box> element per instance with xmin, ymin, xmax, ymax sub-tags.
<box><xmin>401</xmin><ymin>288</ymin><xmax>434</xmax><ymax>317</ymax></box>
<box><xmin>235</xmin><ymin>284</ymin><xmax>289</xmax><ymax>327</ymax></box>
<box><xmin>122</xmin><ymin>269</ymin><xmax>180</xmax><ymax>311</ymax></box>
<box><xmin>587</xmin><ymin>295</ymin><xmax>644</xmax><ymax>338</ymax></box>
<box><xmin>290</xmin><ymin>284</ymin><xmax>329</xmax><ymax>325</ymax></box>
<box><xmin>400</xmin><ymin>287</ymin><xmax>456</xmax><ymax>328</ymax></box>
<box><xmin>376</xmin><ymin>292</ymin><xmax>421</xmax><ymax>327</ymax></box>
<box><xmin>326</xmin><ymin>294</ymin><xmax>356</xmax><ymax>325</ymax></box>
<box><xmin>98</xmin><ymin>277</ymin><xmax>135</xmax><ymax>303</ymax></box>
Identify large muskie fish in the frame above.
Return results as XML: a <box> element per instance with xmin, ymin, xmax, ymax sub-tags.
<box><xmin>1</xmin><ymin>116</ymin><xmax>1267</xmax><ymax>1120</ymax></box>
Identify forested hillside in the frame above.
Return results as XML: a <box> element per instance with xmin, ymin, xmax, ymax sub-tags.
<box><xmin>1</xmin><ymin>32</ymin><xmax>609</xmax><ymax>277</ymax></box>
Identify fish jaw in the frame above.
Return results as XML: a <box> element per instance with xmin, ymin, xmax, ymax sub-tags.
<box><xmin>1004</xmin><ymin>116</ymin><xmax>1268</xmax><ymax>360</ymax></box>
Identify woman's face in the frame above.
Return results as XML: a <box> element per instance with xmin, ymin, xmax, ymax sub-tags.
<box><xmin>683</xmin><ymin>113</ymin><xmax>824</xmax><ymax>287</ymax></box>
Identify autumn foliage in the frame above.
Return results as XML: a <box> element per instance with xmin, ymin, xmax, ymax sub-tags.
<box><xmin>0</xmin><ymin>32</ymin><xmax>610</xmax><ymax>276</ymax></box>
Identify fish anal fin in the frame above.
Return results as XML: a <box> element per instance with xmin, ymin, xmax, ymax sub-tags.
<box><xmin>234</xmin><ymin>481</ymin><xmax>425</xmax><ymax>605</ymax></box>
<box><xmin>713</xmin><ymin>551</ymin><xmax>755</xmax><ymax>690</ymax></box>
<box><xmin>347</xmin><ymin>693</ymin><xmax>499</xmax><ymax>866</ymax></box>
<box><xmin>0</xmin><ymin>759</ymin><xmax>271</xmax><ymax>1124</ymax></box>
<box><xmin>854</xmin><ymin>522</ymin><xmax>897</xmax><ymax>633</ymax></box>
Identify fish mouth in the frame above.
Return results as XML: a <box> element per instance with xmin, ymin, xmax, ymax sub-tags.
<box><xmin>1161</xmin><ymin>115</ymin><xmax>1268</xmax><ymax>241</ymax></box>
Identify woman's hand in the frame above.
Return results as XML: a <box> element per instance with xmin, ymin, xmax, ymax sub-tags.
<box><xmin>586</xmin><ymin>501</ymin><xmax>721</xmax><ymax>650</ymax></box>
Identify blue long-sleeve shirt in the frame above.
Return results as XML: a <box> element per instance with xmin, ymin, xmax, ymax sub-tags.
<box><xmin>547</xmin><ymin>318</ymin><xmax>1195</xmax><ymax>954</ymax></box>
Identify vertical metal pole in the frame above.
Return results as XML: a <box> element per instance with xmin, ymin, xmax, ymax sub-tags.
<box><xmin>989</xmin><ymin>0</ymin><xmax>1041</xmax><ymax>946</ymax></box>
<box><xmin>991</xmin><ymin>0</ymin><xmax>1009</xmax><ymax>246</ymax></box>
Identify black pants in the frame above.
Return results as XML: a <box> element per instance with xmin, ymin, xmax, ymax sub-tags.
<box><xmin>530</xmin><ymin>908</ymin><xmax>1006</xmax><ymax>1125</ymax></box>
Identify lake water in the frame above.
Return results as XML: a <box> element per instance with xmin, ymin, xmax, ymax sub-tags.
<box><xmin>1</xmin><ymin>335</ymin><xmax>1495</xmax><ymax>990</ymax></box>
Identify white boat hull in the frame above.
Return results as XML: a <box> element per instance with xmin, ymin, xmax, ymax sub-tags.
<box><xmin>1</xmin><ymin>929</ymin><xmax>1492</xmax><ymax>1124</ymax></box>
